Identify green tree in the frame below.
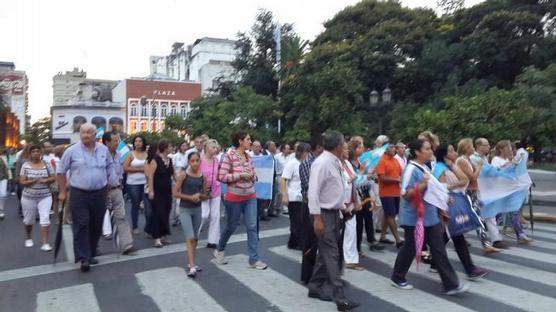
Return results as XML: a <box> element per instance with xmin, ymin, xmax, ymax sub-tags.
<box><xmin>164</xmin><ymin>114</ymin><xmax>188</xmax><ymax>131</ymax></box>
<box><xmin>23</xmin><ymin>117</ymin><xmax>51</xmax><ymax>146</ymax></box>
<box><xmin>185</xmin><ymin>86</ymin><xmax>282</xmax><ymax>146</ymax></box>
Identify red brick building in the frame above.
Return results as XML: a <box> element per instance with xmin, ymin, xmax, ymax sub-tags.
<box><xmin>112</xmin><ymin>79</ymin><xmax>201</xmax><ymax>134</ymax></box>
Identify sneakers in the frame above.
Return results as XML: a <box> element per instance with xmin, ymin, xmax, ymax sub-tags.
<box><xmin>212</xmin><ymin>250</ymin><xmax>228</xmax><ymax>265</ymax></box>
<box><xmin>132</xmin><ymin>228</ymin><xmax>142</xmax><ymax>235</ymax></box>
<box><xmin>154</xmin><ymin>239</ymin><xmax>163</xmax><ymax>248</ymax></box>
<box><xmin>492</xmin><ymin>240</ymin><xmax>509</xmax><ymax>249</ymax></box>
<box><xmin>25</xmin><ymin>239</ymin><xmax>34</xmax><ymax>248</ymax></box>
<box><xmin>187</xmin><ymin>267</ymin><xmax>197</xmax><ymax>278</ymax></box>
<box><xmin>391</xmin><ymin>280</ymin><xmax>414</xmax><ymax>290</ymax></box>
<box><xmin>446</xmin><ymin>283</ymin><xmax>470</xmax><ymax>296</ymax></box>
<box><xmin>0</xmin><ymin>212</ymin><xmax>5</xmax><ymax>219</ymax></box>
<box><xmin>429</xmin><ymin>267</ymin><xmax>438</xmax><ymax>274</ymax></box>
<box><xmin>468</xmin><ymin>268</ymin><xmax>488</xmax><ymax>281</ymax></box>
<box><xmin>482</xmin><ymin>245</ymin><xmax>501</xmax><ymax>253</ymax></box>
<box><xmin>41</xmin><ymin>243</ymin><xmax>53</xmax><ymax>252</ymax></box>
<box><xmin>249</xmin><ymin>260</ymin><xmax>268</xmax><ymax>270</ymax></box>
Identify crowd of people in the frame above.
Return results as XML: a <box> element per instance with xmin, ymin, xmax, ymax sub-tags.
<box><xmin>0</xmin><ymin>124</ymin><xmax>535</xmax><ymax>311</ymax></box>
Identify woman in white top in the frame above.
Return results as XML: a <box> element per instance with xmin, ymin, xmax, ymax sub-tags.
<box><xmin>492</xmin><ymin>140</ymin><xmax>532</xmax><ymax>243</ymax></box>
<box><xmin>124</xmin><ymin>136</ymin><xmax>150</xmax><ymax>235</ymax></box>
<box><xmin>19</xmin><ymin>145</ymin><xmax>56</xmax><ymax>251</ymax></box>
<box><xmin>281</xmin><ymin>143</ymin><xmax>310</xmax><ymax>250</ymax></box>
<box><xmin>340</xmin><ymin>141</ymin><xmax>363</xmax><ymax>270</ymax></box>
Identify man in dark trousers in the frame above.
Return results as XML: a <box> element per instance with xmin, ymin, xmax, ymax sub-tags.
<box><xmin>57</xmin><ymin>123</ymin><xmax>115</xmax><ymax>272</ymax></box>
<box><xmin>299</xmin><ymin>135</ymin><xmax>323</xmax><ymax>284</ymax></box>
<box><xmin>307</xmin><ymin>131</ymin><xmax>359</xmax><ymax>312</ymax></box>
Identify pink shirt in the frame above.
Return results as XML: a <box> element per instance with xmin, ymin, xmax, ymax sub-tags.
<box><xmin>200</xmin><ymin>156</ymin><xmax>221</xmax><ymax>197</ymax></box>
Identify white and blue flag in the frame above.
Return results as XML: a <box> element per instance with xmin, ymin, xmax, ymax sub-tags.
<box><xmin>478</xmin><ymin>153</ymin><xmax>532</xmax><ymax>218</ymax></box>
<box><xmin>251</xmin><ymin>154</ymin><xmax>275</xmax><ymax>200</ymax></box>
<box><xmin>358</xmin><ymin>144</ymin><xmax>389</xmax><ymax>174</ymax></box>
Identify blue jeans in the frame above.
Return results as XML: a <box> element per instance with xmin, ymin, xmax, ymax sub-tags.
<box><xmin>126</xmin><ymin>184</ymin><xmax>151</xmax><ymax>233</ymax></box>
<box><xmin>218</xmin><ymin>198</ymin><xmax>259</xmax><ymax>264</ymax></box>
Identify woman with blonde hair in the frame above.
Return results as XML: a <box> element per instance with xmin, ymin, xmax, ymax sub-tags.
<box><xmin>200</xmin><ymin>139</ymin><xmax>222</xmax><ymax>249</ymax></box>
<box><xmin>456</xmin><ymin>138</ymin><xmax>501</xmax><ymax>252</ymax></box>
<box><xmin>491</xmin><ymin>140</ymin><xmax>532</xmax><ymax>244</ymax></box>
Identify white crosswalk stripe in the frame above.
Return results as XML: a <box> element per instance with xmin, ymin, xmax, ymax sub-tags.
<box><xmin>269</xmin><ymin>246</ymin><xmax>474</xmax><ymax>312</ymax></box>
<box><xmin>36</xmin><ymin>283</ymin><xmax>100</xmax><ymax>312</ymax></box>
<box><xmin>136</xmin><ymin>267</ymin><xmax>227</xmax><ymax>312</ymax></box>
<box><xmin>362</xmin><ymin>248</ymin><xmax>556</xmax><ymax>312</ymax></box>
<box><xmin>212</xmin><ymin>254</ymin><xmax>336</xmax><ymax>312</ymax></box>
<box><xmin>25</xmin><ymin>223</ymin><xmax>556</xmax><ymax>312</ymax></box>
<box><xmin>465</xmin><ymin>232</ymin><xmax>556</xmax><ymax>251</ymax></box>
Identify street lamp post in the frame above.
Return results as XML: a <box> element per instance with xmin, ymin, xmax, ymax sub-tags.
<box><xmin>369</xmin><ymin>87</ymin><xmax>392</xmax><ymax>134</ymax></box>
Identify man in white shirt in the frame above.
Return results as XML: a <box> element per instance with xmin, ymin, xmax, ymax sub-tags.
<box><xmin>394</xmin><ymin>141</ymin><xmax>407</xmax><ymax>170</ymax></box>
<box><xmin>307</xmin><ymin>131</ymin><xmax>359</xmax><ymax>311</ymax></box>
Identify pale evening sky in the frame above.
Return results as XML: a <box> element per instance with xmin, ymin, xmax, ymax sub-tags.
<box><xmin>0</xmin><ymin>0</ymin><xmax>484</xmax><ymax>122</ymax></box>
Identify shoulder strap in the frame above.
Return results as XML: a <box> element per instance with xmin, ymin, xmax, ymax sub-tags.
<box><xmin>42</xmin><ymin>160</ymin><xmax>51</xmax><ymax>175</ymax></box>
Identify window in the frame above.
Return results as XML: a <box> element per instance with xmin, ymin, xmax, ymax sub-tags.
<box><xmin>151</xmin><ymin>122</ymin><xmax>157</xmax><ymax>131</ymax></box>
<box><xmin>109</xmin><ymin>117</ymin><xmax>124</xmax><ymax>132</ymax></box>
<box><xmin>73</xmin><ymin>116</ymin><xmax>87</xmax><ymax>133</ymax></box>
<box><xmin>161</xmin><ymin>104</ymin><xmax>168</xmax><ymax>117</ymax></box>
<box><xmin>91</xmin><ymin>116</ymin><xmax>107</xmax><ymax>131</ymax></box>
<box><xmin>170</xmin><ymin>104</ymin><xmax>177</xmax><ymax>115</ymax></box>
<box><xmin>141</xmin><ymin>104</ymin><xmax>147</xmax><ymax>117</ymax></box>
<box><xmin>140</xmin><ymin>121</ymin><xmax>147</xmax><ymax>131</ymax></box>
<box><xmin>130</xmin><ymin>104</ymin><xmax>137</xmax><ymax>117</ymax></box>
<box><xmin>151</xmin><ymin>105</ymin><xmax>157</xmax><ymax>117</ymax></box>
<box><xmin>130</xmin><ymin>121</ymin><xmax>137</xmax><ymax>133</ymax></box>
<box><xmin>180</xmin><ymin>103</ymin><xmax>187</xmax><ymax>117</ymax></box>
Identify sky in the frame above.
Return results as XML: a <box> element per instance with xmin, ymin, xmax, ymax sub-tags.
<box><xmin>0</xmin><ymin>0</ymin><xmax>484</xmax><ymax>123</ymax></box>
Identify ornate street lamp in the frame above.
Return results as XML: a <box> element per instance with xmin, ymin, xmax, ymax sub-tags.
<box><xmin>368</xmin><ymin>87</ymin><xmax>392</xmax><ymax>134</ymax></box>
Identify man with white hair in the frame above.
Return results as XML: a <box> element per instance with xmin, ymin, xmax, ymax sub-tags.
<box><xmin>57</xmin><ymin>123</ymin><xmax>115</xmax><ymax>272</ymax></box>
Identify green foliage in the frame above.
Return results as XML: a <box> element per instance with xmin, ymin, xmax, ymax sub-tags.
<box><xmin>164</xmin><ymin>114</ymin><xmax>188</xmax><ymax>131</ymax></box>
<box><xmin>123</xmin><ymin>130</ymin><xmax>183</xmax><ymax>147</ymax></box>
<box><xmin>23</xmin><ymin>117</ymin><xmax>51</xmax><ymax>146</ymax></box>
<box><xmin>184</xmin><ymin>87</ymin><xmax>281</xmax><ymax>146</ymax></box>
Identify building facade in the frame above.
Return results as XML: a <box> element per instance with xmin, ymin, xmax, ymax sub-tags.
<box><xmin>0</xmin><ymin>104</ymin><xmax>20</xmax><ymax>148</ymax></box>
<box><xmin>51</xmin><ymin>70</ymin><xmax>122</xmax><ymax>144</ymax></box>
<box><xmin>149</xmin><ymin>37</ymin><xmax>237</xmax><ymax>94</ymax></box>
<box><xmin>112</xmin><ymin>79</ymin><xmax>201</xmax><ymax>134</ymax></box>
<box><xmin>0</xmin><ymin>61</ymin><xmax>29</xmax><ymax>135</ymax></box>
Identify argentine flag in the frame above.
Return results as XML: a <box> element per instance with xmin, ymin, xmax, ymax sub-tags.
<box><xmin>251</xmin><ymin>154</ymin><xmax>275</xmax><ymax>200</ymax></box>
<box><xmin>358</xmin><ymin>144</ymin><xmax>389</xmax><ymax>174</ymax></box>
<box><xmin>478</xmin><ymin>152</ymin><xmax>532</xmax><ymax>218</ymax></box>
<box><xmin>220</xmin><ymin>154</ymin><xmax>275</xmax><ymax>200</ymax></box>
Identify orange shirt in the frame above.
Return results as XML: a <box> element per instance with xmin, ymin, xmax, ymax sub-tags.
<box><xmin>376</xmin><ymin>154</ymin><xmax>402</xmax><ymax>197</ymax></box>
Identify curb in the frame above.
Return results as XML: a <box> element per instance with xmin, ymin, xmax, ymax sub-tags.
<box><xmin>522</xmin><ymin>212</ymin><xmax>556</xmax><ymax>224</ymax></box>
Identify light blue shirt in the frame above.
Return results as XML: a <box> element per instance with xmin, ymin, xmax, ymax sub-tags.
<box><xmin>399</xmin><ymin>162</ymin><xmax>441</xmax><ymax>227</ymax></box>
<box><xmin>57</xmin><ymin>142</ymin><xmax>114</xmax><ymax>191</ymax></box>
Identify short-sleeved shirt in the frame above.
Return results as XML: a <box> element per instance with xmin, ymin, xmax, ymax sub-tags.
<box><xmin>282</xmin><ymin>158</ymin><xmax>302</xmax><ymax>202</ymax></box>
<box><xmin>57</xmin><ymin>142</ymin><xmax>114</xmax><ymax>191</ymax></box>
<box><xmin>21</xmin><ymin>161</ymin><xmax>54</xmax><ymax>198</ymax></box>
<box><xmin>398</xmin><ymin>162</ymin><xmax>441</xmax><ymax>227</ymax></box>
<box><xmin>376</xmin><ymin>155</ymin><xmax>401</xmax><ymax>197</ymax></box>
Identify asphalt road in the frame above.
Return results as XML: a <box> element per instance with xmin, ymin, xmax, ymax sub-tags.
<box><xmin>1</xmin><ymin>193</ymin><xmax>556</xmax><ymax>312</ymax></box>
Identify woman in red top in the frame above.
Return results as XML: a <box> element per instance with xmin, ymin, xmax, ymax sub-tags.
<box><xmin>212</xmin><ymin>130</ymin><xmax>267</xmax><ymax>270</ymax></box>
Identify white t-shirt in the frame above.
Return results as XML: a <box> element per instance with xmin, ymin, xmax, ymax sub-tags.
<box><xmin>281</xmin><ymin>158</ymin><xmax>302</xmax><ymax>202</ymax></box>
<box><xmin>491</xmin><ymin>156</ymin><xmax>509</xmax><ymax>169</ymax></box>
<box><xmin>171</xmin><ymin>152</ymin><xmax>187</xmax><ymax>173</ymax></box>
<box><xmin>275</xmin><ymin>153</ymin><xmax>291</xmax><ymax>176</ymax></box>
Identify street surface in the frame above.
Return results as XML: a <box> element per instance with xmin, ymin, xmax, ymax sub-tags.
<box><xmin>1</xmin><ymin>187</ymin><xmax>556</xmax><ymax>312</ymax></box>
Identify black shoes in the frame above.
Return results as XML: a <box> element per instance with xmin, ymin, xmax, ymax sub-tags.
<box><xmin>336</xmin><ymin>300</ymin><xmax>360</xmax><ymax>311</ymax></box>
<box><xmin>89</xmin><ymin>258</ymin><xmax>99</xmax><ymax>265</ymax></box>
<box><xmin>80</xmin><ymin>260</ymin><xmax>90</xmax><ymax>272</ymax></box>
<box><xmin>308</xmin><ymin>291</ymin><xmax>333</xmax><ymax>302</ymax></box>
<box><xmin>369</xmin><ymin>242</ymin><xmax>385</xmax><ymax>251</ymax></box>
<box><xmin>206</xmin><ymin>243</ymin><xmax>217</xmax><ymax>249</ymax></box>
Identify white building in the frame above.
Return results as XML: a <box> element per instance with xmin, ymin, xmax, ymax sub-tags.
<box><xmin>150</xmin><ymin>37</ymin><xmax>237</xmax><ymax>94</ymax></box>
<box><xmin>52</xmin><ymin>68</ymin><xmax>87</xmax><ymax>106</ymax></box>
<box><xmin>51</xmin><ymin>102</ymin><xmax>125</xmax><ymax>144</ymax></box>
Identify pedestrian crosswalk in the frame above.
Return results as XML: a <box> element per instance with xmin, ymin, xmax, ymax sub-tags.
<box><xmin>28</xmin><ymin>224</ymin><xmax>556</xmax><ymax>312</ymax></box>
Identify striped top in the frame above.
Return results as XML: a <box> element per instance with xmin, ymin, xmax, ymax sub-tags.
<box><xmin>20</xmin><ymin>161</ymin><xmax>53</xmax><ymax>198</ymax></box>
<box><xmin>218</xmin><ymin>149</ymin><xmax>256</xmax><ymax>198</ymax></box>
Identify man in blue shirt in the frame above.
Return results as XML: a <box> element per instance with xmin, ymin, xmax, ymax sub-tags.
<box><xmin>57</xmin><ymin>123</ymin><xmax>115</xmax><ymax>272</ymax></box>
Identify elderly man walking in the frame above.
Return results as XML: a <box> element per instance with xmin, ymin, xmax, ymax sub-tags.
<box><xmin>57</xmin><ymin>123</ymin><xmax>115</xmax><ymax>272</ymax></box>
<box><xmin>307</xmin><ymin>131</ymin><xmax>359</xmax><ymax>312</ymax></box>
<box><xmin>102</xmin><ymin>132</ymin><xmax>135</xmax><ymax>255</ymax></box>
